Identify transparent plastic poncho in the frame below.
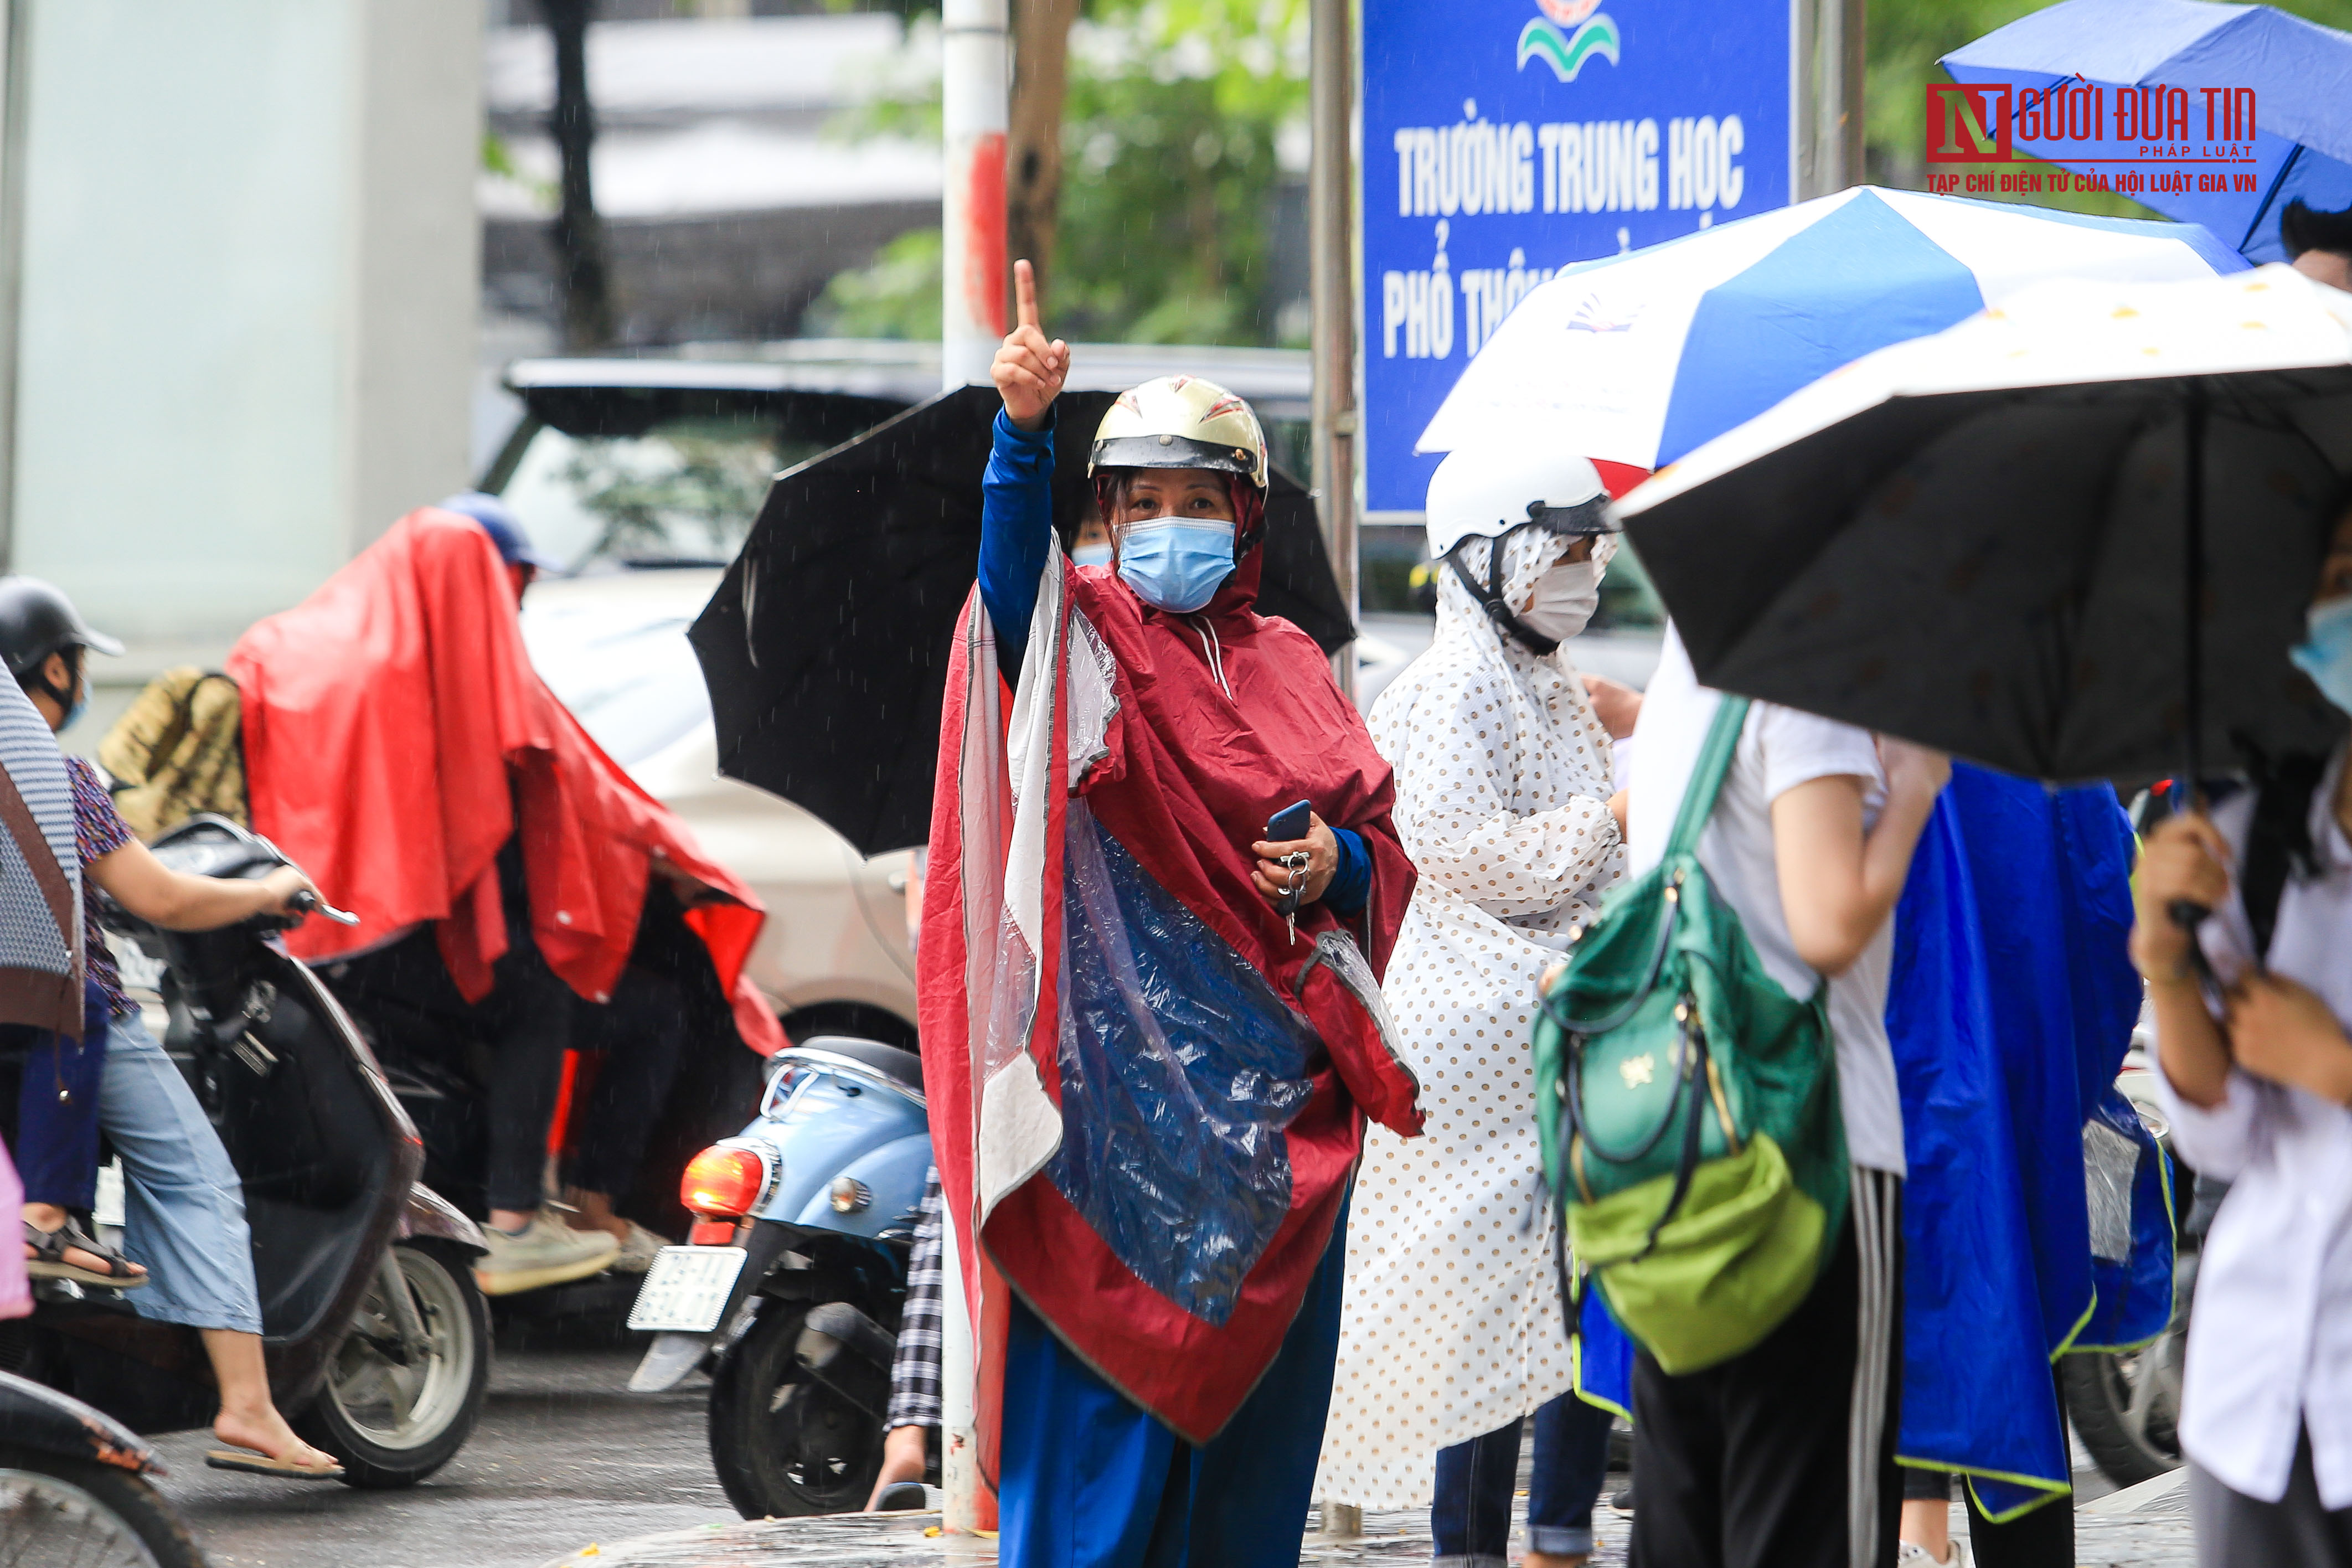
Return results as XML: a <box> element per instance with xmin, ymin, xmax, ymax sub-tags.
<box><xmin>1044</xmin><ymin>802</ymin><xmax>1323</xmax><ymax>1325</ymax></box>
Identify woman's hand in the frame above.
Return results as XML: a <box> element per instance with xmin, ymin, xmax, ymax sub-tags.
<box><xmin>256</xmin><ymin>865</ymin><xmax>319</xmax><ymax>918</ymax></box>
<box><xmin>992</xmin><ymin>260</ymin><xmax>1068</xmax><ymax>431</ymax></box>
<box><xmin>2129</xmin><ymin>812</ymin><xmax>2232</xmax><ymax>982</ymax></box>
<box><xmin>1876</xmin><ymin>736</ymin><xmax>1951</xmax><ymax>812</ymax></box>
<box><xmin>1251</xmin><ymin>813</ymin><xmax>1338</xmax><ymax>906</ymax></box>
<box><xmin>2224</xmin><ymin>972</ymin><xmax>2352</xmax><ymax>1105</ymax></box>
<box><xmin>1582</xmin><ymin>674</ymin><xmax>1643</xmax><ymax>739</ymax></box>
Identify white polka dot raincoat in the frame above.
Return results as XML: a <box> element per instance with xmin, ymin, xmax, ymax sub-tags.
<box><xmin>1316</xmin><ymin>526</ymin><xmax>1627</xmax><ymax>1509</ymax></box>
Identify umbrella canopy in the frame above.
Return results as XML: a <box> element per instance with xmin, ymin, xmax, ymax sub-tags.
<box><xmin>1944</xmin><ymin>0</ymin><xmax>2352</xmax><ymax>264</ymax></box>
<box><xmin>689</xmin><ymin>384</ymin><xmax>1352</xmax><ymax>857</ymax></box>
<box><xmin>1617</xmin><ymin>265</ymin><xmax>2352</xmax><ymax>785</ymax></box>
<box><xmin>1416</xmin><ymin>187</ymin><xmax>2243</xmax><ymax>475</ymax></box>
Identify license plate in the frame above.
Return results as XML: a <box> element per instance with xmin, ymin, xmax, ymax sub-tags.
<box><xmin>628</xmin><ymin>1246</ymin><xmax>749</xmax><ymax>1334</ymax></box>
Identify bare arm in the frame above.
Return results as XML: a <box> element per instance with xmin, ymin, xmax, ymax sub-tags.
<box><xmin>86</xmin><ymin>839</ymin><xmax>313</xmax><ymax>932</ymax></box>
<box><xmin>2130</xmin><ymin>812</ymin><xmax>2236</xmax><ymax>1110</ymax></box>
<box><xmin>1768</xmin><ymin>740</ymin><xmax>1948</xmax><ymax>978</ymax></box>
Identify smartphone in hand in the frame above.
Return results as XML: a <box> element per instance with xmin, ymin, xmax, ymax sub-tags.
<box><xmin>1265</xmin><ymin>800</ymin><xmax>1313</xmax><ymax>843</ymax></box>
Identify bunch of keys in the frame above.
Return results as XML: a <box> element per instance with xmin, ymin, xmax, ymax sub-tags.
<box><xmin>1275</xmin><ymin>850</ymin><xmax>1310</xmax><ymax>946</ymax></box>
<box><xmin>1265</xmin><ymin>798</ymin><xmax>1315</xmax><ymax>948</ymax></box>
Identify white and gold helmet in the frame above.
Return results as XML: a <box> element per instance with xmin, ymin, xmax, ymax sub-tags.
<box><xmin>1089</xmin><ymin>375</ymin><xmax>1268</xmax><ymax>491</ymax></box>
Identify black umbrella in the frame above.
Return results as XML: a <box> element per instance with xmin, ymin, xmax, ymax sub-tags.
<box><xmin>689</xmin><ymin>384</ymin><xmax>1354</xmax><ymax>856</ymax></box>
<box><xmin>1616</xmin><ymin>272</ymin><xmax>2352</xmax><ymax>786</ymax></box>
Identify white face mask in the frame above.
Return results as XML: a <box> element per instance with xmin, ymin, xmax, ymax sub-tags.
<box><xmin>1517</xmin><ymin>559</ymin><xmax>1599</xmax><ymax>642</ymax></box>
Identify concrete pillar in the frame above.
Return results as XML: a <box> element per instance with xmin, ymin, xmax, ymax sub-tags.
<box><xmin>940</xmin><ymin>0</ymin><xmax>1007</xmax><ymax>390</ymax></box>
<box><xmin>6</xmin><ymin>0</ymin><xmax>480</xmax><ymax>654</ymax></box>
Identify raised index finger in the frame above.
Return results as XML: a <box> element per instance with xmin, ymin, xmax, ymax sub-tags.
<box><xmin>1014</xmin><ymin>258</ymin><xmax>1040</xmax><ymax>331</ymax></box>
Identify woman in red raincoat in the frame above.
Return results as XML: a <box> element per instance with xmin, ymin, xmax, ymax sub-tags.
<box><xmin>918</xmin><ymin>264</ymin><xmax>1422</xmax><ymax>1568</ymax></box>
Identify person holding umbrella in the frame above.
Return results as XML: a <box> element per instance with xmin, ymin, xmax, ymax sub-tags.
<box><xmin>2133</xmin><ymin>506</ymin><xmax>2352</xmax><ymax>1564</ymax></box>
<box><xmin>919</xmin><ymin>262</ymin><xmax>1420</xmax><ymax>1568</ymax></box>
<box><xmin>1316</xmin><ymin>437</ymin><xmax>1626</xmax><ymax>1568</ymax></box>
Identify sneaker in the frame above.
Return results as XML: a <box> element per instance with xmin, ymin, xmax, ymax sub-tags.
<box><xmin>1897</xmin><ymin>1542</ymin><xmax>1971</xmax><ymax>1567</ymax></box>
<box><xmin>1610</xmin><ymin>1482</ymin><xmax>1635</xmax><ymax>1514</ymax></box>
<box><xmin>610</xmin><ymin>1221</ymin><xmax>669</xmax><ymax>1275</ymax></box>
<box><xmin>474</xmin><ymin>1211</ymin><xmax>620</xmax><ymax>1296</ymax></box>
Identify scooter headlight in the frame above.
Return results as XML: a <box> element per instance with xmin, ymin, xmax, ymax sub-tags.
<box><xmin>681</xmin><ymin>1141</ymin><xmax>775</xmax><ymax>1219</ymax></box>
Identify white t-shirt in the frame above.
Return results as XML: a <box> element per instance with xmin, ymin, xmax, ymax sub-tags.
<box><xmin>1625</xmin><ymin>628</ymin><xmax>1906</xmax><ymax>1177</ymax></box>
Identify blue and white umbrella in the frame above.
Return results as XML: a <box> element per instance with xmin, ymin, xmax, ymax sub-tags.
<box><xmin>1416</xmin><ymin>184</ymin><xmax>2244</xmax><ymax>476</ymax></box>
<box><xmin>1943</xmin><ymin>0</ymin><xmax>2352</xmax><ymax>265</ymax></box>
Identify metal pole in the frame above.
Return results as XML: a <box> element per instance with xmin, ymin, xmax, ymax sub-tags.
<box><xmin>1794</xmin><ymin>0</ymin><xmax>1865</xmax><ymax>199</ymax></box>
<box><xmin>1308</xmin><ymin>0</ymin><xmax>1359</xmax><ymax>702</ymax></box>
<box><xmin>0</xmin><ymin>0</ymin><xmax>30</xmax><ymax>572</ymax></box>
<box><xmin>941</xmin><ymin>0</ymin><xmax>1008</xmax><ymax>390</ymax></box>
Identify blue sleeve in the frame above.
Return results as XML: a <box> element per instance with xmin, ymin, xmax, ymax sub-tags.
<box><xmin>979</xmin><ymin>408</ymin><xmax>1058</xmax><ymax>675</ymax></box>
<box><xmin>1322</xmin><ymin>826</ymin><xmax>1371</xmax><ymax>915</ymax></box>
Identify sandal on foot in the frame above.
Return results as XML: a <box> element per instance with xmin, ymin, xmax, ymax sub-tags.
<box><xmin>205</xmin><ymin>1447</ymin><xmax>344</xmax><ymax>1481</ymax></box>
<box><xmin>23</xmin><ymin>1219</ymin><xmax>147</xmax><ymax>1288</ymax></box>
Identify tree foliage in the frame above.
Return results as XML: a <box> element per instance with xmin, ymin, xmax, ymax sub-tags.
<box><xmin>814</xmin><ymin>0</ymin><xmax>2352</xmax><ymax>344</ymax></box>
<box><xmin>809</xmin><ymin>0</ymin><xmax>1307</xmax><ymax>345</ymax></box>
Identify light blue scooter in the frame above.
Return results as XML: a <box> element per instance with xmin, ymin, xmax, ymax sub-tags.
<box><xmin>625</xmin><ymin>1035</ymin><xmax>932</xmax><ymax>1518</ymax></box>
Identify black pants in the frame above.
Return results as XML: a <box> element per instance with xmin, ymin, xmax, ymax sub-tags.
<box><xmin>329</xmin><ymin>928</ymin><xmax>575</xmax><ymax>1215</ymax></box>
<box><xmin>1899</xmin><ymin>1368</ymin><xmax>2074</xmax><ymax>1568</ymax></box>
<box><xmin>2190</xmin><ymin>1430</ymin><xmax>2352</xmax><ymax>1568</ymax></box>
<box><xmin>566</xmin><ymin>965</ymin><xmax>686</xmax><ymax>1199</ymax></box>
<box><xmin>1629</xmin><ymin>1169</ymin><xmax>1905</xmax><ymax>1568</ymax></box>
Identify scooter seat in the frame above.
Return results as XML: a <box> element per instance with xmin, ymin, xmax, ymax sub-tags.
<box><xmin>791</xmin><ymin>1035</ymin><xmax>922</xmax><ymax>1095</ymax></box>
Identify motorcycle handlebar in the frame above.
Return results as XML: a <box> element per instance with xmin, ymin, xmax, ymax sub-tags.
<box><xmin>285</xmin><ymin>888</ymin><xmax>361</xmax><ymax>927</ymax></box>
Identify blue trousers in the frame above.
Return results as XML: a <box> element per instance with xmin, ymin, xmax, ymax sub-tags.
<box><xmin>100</xmin><ymin>1008</ymin><xmax>262</xmax><ymax>1333</ymax></box>
<box><xmin>11</xmin><ymin>983</ymin><xmax>110</xmax><ymax>1209</ymax></box>
<box><xmin>999</xmin><ymin>1202</ymin><xmax>1349</xmax><ymax>1568</ymax></box>
<box><xmin>1433</xmin><ymin>1393</ymin><xmax>1615</xmax><ymax>1565</ymax></box>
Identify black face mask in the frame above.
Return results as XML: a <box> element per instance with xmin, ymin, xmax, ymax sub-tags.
<box><xmin>1443</xmin><ymin>497</ymin><xmax>1614</xmax><ymax>656</ymax></box>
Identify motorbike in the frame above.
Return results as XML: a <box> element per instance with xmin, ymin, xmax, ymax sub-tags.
<box><xmin>0</xmin><ymin>1370</ymin><xmax>204</xmax><ymax>1566</ymax></box>
<box><xmin>626</xmin><ymin>1035</ymin><xmax>931</xmax><ymax>1518</ymax></box>
<box><xmin>2060</xmin><ymin>1037</ymin><xmax>2200</xmax><ymax>1487</ymax></box>
<box><xmin>0</xmin><ymin>814</ymin><xmax>489</xmax><ymax>1488</ymax></box>
<box><xmin>314</xmin><ymin>884</ymin><xmax>771</xmax><ymax>1323</ymax></box>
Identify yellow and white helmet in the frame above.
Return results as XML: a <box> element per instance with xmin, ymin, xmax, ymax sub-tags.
<box><xmin>1089</xmin><ymin>375</ymin><xmax>1268</xmax><ymax>490</ymax></box>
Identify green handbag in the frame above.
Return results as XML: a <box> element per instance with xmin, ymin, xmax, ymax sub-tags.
<box><xmin>1533</xmin><ymin>695</ymin><xmax>1849</xmax><ymax>1374</ymax></box>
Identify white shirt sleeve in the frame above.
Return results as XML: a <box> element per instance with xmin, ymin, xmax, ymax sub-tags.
<box><xmin>2145</xmin><ymin>1059</ymin><xmax>2266</xmax><ymax>1182</ymax></box>
<box><xmin>1752</xmin><ymin>703</ymin><xmax>1883</xmax><ymax>805</ymax></box>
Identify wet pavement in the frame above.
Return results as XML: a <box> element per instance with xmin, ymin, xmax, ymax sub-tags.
<box><xmin>539</xmin><ymin>1478</ymin><xmax>2202</xmax><ymax>1568</ymax></box>
<box><xmin>133</xmin><ymin>1308</ymin><xmax>2197</xmax><ymax>1568</ymax></box>
<box><xmin>147</xmin><ymin>1321</ymin><xmax>721</xmax><ymax>1568</ymax></box>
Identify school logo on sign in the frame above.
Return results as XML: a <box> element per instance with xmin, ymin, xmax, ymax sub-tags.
<box><xmin>1519</xmin><ymin>0</ymin><xmax>1619</xmax><ymax>82</ymax></box>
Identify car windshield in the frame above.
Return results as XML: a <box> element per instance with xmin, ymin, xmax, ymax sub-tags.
<box><xmin>498</xmin><ymin>413</ymin><xmax>819</xmax><ymax>573</ymax></box>
<box><xmin>520</xmin><ymin>585</ymin><xmax>717</xmax><ymax>768</ymax></box>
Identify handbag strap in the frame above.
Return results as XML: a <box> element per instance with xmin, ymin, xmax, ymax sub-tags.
<box><xmin>1662</xmin><ymin>694</ymin><xmax>1751</xmax><ymax>861</ymax></box>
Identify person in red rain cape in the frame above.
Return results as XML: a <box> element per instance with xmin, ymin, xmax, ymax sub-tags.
<box><xmin>230</xmin><ymin>507</ymin><xmax>782</xmax><ymax>1292</ymax></box>
<box><xmin>917</xmin><ymin>261</ymin><xmax>1422</xmax><ymax>1568</ymax></box>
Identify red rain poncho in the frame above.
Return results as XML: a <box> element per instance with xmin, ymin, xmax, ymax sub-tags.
<box><xmin>922</xmin><ymin>521</ymin><xmax>1420</xmax><ymax>1463</ymax></box>
<box><xmin>230</xmin><ymin>509</ymin><xmax>782</xmax><ymax>1055</ymax></box>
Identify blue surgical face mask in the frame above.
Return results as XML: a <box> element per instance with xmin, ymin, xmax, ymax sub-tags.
<box><xmin>2291</xmin><ymin>595</ymin><xmax>2352</xmax><ymax>715</ymax></box>
<box><xmin>1116</xmin><ymin>519</ymin><xmax>1235</xmax><ymax>614</ymax></box>
<box><xmin>1070</xmin><ymin>542</ymin><xmax>1113</xmax><ymax>569</ymax></box>
<box><xmin>62</xmin><ymin>685</ymin><xmax>87</xmax><ymax>731</ymax></box>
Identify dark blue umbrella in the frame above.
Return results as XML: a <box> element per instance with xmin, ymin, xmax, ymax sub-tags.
<box><xmin>1942</xmin><ymin>0</ymin><xmax>2352</xmax><ymax>262</ymax></box>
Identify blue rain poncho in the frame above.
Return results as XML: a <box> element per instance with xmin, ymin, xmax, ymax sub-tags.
<box><xmin>1574</xmin><ymin>765</ymin><xmax>2171</xmax><ymax>1521</ymax></box>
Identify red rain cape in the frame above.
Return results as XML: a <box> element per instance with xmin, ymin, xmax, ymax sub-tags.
<box><xmin>920</xmin><ymin>538</ymin><xmax>1420</xmax><ymax>1472</ymax></box>
<box><xmin>229</xmin><ymin>508</ymin><xmax>783</xmax><ymax>1055</ymax></box>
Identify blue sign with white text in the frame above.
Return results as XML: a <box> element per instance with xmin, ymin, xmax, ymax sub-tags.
<box><xmin>1361</xmin><ymin>0</ymin><xmax>1794</xmax><ymax>514</ymax></box>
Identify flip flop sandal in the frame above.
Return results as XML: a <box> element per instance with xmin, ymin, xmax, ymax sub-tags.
<box><xmin>204</xmin><ymin>1448</ymin><xmax>345</xmax><ymax>1481</ymax></box>
<box><xmin>22</xmin><ymin>1219</ymin><xmax>148</xmax><ymax>1288</ymax></box>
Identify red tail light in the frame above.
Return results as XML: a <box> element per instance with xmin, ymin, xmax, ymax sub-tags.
<box><xmin>682</xmin><ymin>1144</ymin><xmax>769</xmax><ymax>1218</ymax></box>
